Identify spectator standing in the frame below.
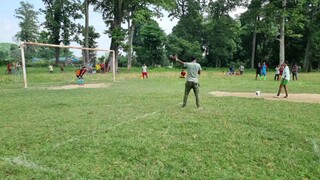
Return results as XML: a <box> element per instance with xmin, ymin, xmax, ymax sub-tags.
<box><xmin>142</xmin><ymin>64</ymin><xmax>148</xmax><ymax>79</ymax></box>
<box><xmin>260</xmin><ymin>62</ymin><xmax>267</xmax><ymax>80</ymax></box>
<box><xmin>274</xmin><ymin>65</ymin><xmax>280</xmax><ymax>81</ymax></box>
<box><xmin>239</xmin><ymin>64</ymin><xmax>244</xmax><ymax>75</ymax></box>
<box><xmin>255</xmin><ymin>63</ymin><xmax>261</xmax><ymax>80</ymax></box>
<box><xmin>292</xmin><ymin>63</ymin><xmax>298</xmax><ymax>81</ymax></box>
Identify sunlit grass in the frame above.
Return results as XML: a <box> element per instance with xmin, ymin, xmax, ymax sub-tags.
<box><xmin>0</xmin><ymin>66</ymin><xmax>320</xmax><ymax>178</ymax></box>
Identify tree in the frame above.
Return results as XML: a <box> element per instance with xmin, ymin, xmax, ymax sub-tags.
<box><xmin>134</xmin><ymin>20</ymin><xmax>167</xmax><ymax>65</ymax></box>
<box><xmin>41</xmin><ymin>0</ymin><xmax>83</xmax><ymax>64</ymax></box>
<box><xmin>91</xmin><ymin>0</ymin><xmax>175</xmax><ymax>70</ymax></box>
<box><xmin>204</xmin><ymin>0</ymin><xmax>243</xmax><ymax>67</ymax></box>
<box><xmin>14</xmin><ymin>1</ymin><xmax>40</xmax><ymax>42</ymax></box>
<box><xmin>302</xmin><ymin>0</ymin><xmax>320</xmax><ymax>71</ymax></box>
<box><xmin>14</xmin><ymin>1</ymin><xmax>40</xmax><ymax>59</ymax></box>
<box><xmin>74</xmin><ymin>25</ymin><xmax>100</xmax><ymax>62</ymax></box>
<box><xmin>166</xmin><ymin>34</ymin><xmax>202</xmax><ymax>63</ymax></box>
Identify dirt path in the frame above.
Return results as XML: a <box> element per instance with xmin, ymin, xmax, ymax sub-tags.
<box><xmin>209</xmin><ymin>91</ymin><xmax>320</xmax><ymax>104</ymax></box>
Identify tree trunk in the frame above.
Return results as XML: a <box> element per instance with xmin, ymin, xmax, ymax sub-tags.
<box><xmin>55</xmin><ymin>47</ymin><xmax>60</xmax><ymax>65</ymax></box>
<box><xmin>279</xmin><ymin>0</ymin><xmax>286</xmax><ymax>65</ymax></box>
<box><xmin>85</xmin><ymin>0</ymin><xmax>89</xmax><ymax>64</ymax></box>
<box><xmin>303</xmin><ymin>35</ymin><xmax>311</xmax><ymax>72</ymax></box>
<box><xmin>303</xmin><ymin>3</ymin><xmax>318</xmax><ymax>72</ymax></box>
<box><xmin>108</xmin><ymin>0</ymin><xmax>123</xmax><ymax>72</ymax></box>
<box><xmin>251</xmin><ymin>18</ymin><xmax>257</xmax><ymax>69</ymax></box>
<box><xmin>127</xmin><ymin>15</ymin><xmax>135</xmax><ymax>71</ymax></box>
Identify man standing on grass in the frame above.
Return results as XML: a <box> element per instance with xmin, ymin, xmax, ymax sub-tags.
<box><xmin>239</xmin><ymin>64</ymin><xmax>244</xmax><ymax>75</ymax></box>
<box><xmin>172</xmin><ymin>55</ymin><xmax>202</xmax><ymax>108</ymax></box>
<box><xmin>275</xmin><ymin>62</ymin><xmax>290</xmax><ymax>98</ymax></box>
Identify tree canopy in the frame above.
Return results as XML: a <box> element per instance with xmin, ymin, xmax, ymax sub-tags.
<box><xmin>1</xmin><ymin>0</ymin><xmax>319</xmax><ymax>71</ymax></box>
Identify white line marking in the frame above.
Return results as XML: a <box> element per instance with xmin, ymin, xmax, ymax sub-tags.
<box><xmin>54</xmin><ymin>103</ymin><xmax>182</xmax><ymax>148</ymax></box>
<box><xmin>311</xmin><ymin>139</ymin><xmax>320</xmax><ymax>160</ymax></box>
<box><xmin>0</xmin><ymin>156</ymin><xmax>55</xmax><ymax>172</ymax></box>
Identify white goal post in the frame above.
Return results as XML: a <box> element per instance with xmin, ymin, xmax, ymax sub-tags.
<box><xmin>20</xmin><ymin>42</ymin><xmax>116</xmax><ymax>88</ymax></box>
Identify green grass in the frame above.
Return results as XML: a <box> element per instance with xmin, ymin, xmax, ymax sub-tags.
<box><xmin>1</xmin><ymin>66</ymin><xmax>320</xmax><ymax>179</ymax></box>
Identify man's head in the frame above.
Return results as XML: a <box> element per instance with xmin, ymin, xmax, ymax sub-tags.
<box><xmin>191</xmin><ymin>55</ymin><xmax>196</xmax><ymax>62</ymax></box>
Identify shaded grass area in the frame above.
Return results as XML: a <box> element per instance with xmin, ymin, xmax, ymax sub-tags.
<box><xmin>0</xmin><ymin>67</ymin><xmax>320</xmax><ymax>178</ymax></box>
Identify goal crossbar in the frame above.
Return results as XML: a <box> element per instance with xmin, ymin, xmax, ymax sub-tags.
<box><xmin>20</xmin><ymin>42</ymin><xmax>116</xmax><ymax>88</ymax></box>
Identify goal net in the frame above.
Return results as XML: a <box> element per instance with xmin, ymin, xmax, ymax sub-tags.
<box><xmin>20</xmin><ymin>42</ymin><xmax>115</xmax><ymax>88</ymax></box>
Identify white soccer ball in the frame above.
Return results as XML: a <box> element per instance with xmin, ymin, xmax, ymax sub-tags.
<box><xmin>256</xmin><ymin>91</ymin><xmax>261</xmax><ymax>96</ymax></box>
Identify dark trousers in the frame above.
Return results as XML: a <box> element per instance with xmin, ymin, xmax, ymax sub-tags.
<box><xmin>183</xmin><ymin>81</ymin><xmax>200</xmax><ymax>108</ymax></box>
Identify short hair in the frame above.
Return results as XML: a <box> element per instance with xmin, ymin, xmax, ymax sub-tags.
<box><xmin>191</xmin><ymin>55</ymin><xmax>196</xmax><ymax>61</ymax></box>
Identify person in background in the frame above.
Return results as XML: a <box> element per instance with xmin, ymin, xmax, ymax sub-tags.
<box><xmin>274</xmin><ymin>65</ymin><xmax>280</xmax><ymax>81</ymax></box>
<box><xmin>6</xmin><ymin>62</ymin><xmax>12</xmax><ymax>74</ymax></box>
<box><xmin>292</xmin><ymin>63</ymin><xmax>298</xmax><ymax>81</ymax></box>
<box><xmin>239</xmin><ymin>64</ymin><xmax>244</xmax><ymax>75</ymax></box>
<box><xmin>60</xmin><ymin>63</ymin><xmax>64</xmax><ymax>73</ymax></box>
<box><xmin>48</xmin><ymin>64</ymin><xmax>53</xmax><ymax>73</ymax></box>
<box><xmin>260</xmin><ymin>62</ymin><xmax>267</xmax><ymax>80</ymax></box>
<box><xmin>180</xmin><ymin>69</ymin><xmax>186</xmax><ymax>78</ymax></box>
<box><xmin>255</xmin><ymin>63</ymin><xmax>261</xmax><ymax>80</ymax></box>
<box><xmin>100</xmin><ymin>62</ymin><xmax>105</xmax><ymax>73</ymax></box>
<box><xmin>142</xmin><ymin>64</ymin><xmax>148</xmax><ymax>79</ymax></box>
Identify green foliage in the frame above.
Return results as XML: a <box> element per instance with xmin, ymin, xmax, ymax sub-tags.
<box><xmin>14</xmin><ymin>1</ymin><xmax>40</xmax><ymax>42</ymax></box>
<box><xmin>134</xmin><ymin>20</ymin><xmax>167</xmax><ymax>66</ymax></box>
<box><xmin>205</xmin><ymin>16</ymin><xmax>242</xmax><ymax>67</ymax></box>
<box><xmin>41</xmin><ymin>0</ymin><xmax>83</xmax><ymax>64</ymax></box>
<box><xmin>166</xmin><ymin>34</ymin><xmax>202</xmax><ymax>62</ymax></box>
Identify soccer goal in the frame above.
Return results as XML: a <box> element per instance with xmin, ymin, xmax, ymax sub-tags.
<box><xmin>20</xmin><ymin>42</ymin><xmax>116</xmax><ymax>88</ymax></box>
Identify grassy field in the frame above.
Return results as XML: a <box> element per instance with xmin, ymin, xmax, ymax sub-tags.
<box><xmin>0</xmin><ymin>66</ymin><xmax>320</xmax><ymax>179</ymax></box>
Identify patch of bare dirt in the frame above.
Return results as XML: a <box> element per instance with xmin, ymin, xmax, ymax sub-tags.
<box><xmin>46</xmin><ymin>83</ymin><xmax>111</xmax><ymax>90</ymax></box>
<box><xmin>209</xmin><ymin>91</ymin><xmax>320</xmax><ymax>104</ymax></box>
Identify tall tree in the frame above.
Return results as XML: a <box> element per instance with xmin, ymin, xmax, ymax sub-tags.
<box><xmin>14</xmin><ymin>1</ymin><xmax>40</xmax><ymax>42</ymax></box>
<box><xmin>205</xmin><ymin>0</ymin><xmax>243</xmax><ymax>67</ymax></box>
<box><xmin>302</xmin><ymin>0</ymin><xmax>320</xmax><ymax>71</ymax></box>
<box><xmin>41</xmin><ymin>0</ymin><xmax>83</xmax><ymax>64</ymax></box>
<box><xmin>91</xmin><ymin>0</ymin><xmax>175</xmax><ymax>71</ymax></box>
<box><xmin>134</xmin><ymin>20</ymin><xmax>167</xmax><ymax>65</ymax></box>
<box><xmin>14</xmin><ymin>1</ymin><xmax>40</xmax><ymax>59</ymax></box>
<box><xmin>74</xmin><ymin>25</ymin><xmax>100</xmax><ymax>62</ymax></box>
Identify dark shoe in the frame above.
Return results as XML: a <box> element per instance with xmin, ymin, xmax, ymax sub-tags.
<box><xmin>284</xmin><ymin>96</ymin><xmax>288</xmax><ymax>98</ymax></box>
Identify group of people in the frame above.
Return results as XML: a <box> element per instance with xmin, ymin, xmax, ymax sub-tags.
<box><xmin>256</xmin><ymin>62</ymin><xmax>299</xmax><ymax>82</ymax></box>
<box><xmin>6</xmin><ymin>62</ymin><xmax>21</xmax><ymax>74</ymax></box>
<box><xmin>225</xmin><ymin>65</ymin><xmax>245</xmax><ymax>76</ymax></box>
<box><xmin>171</xmin><ymin>56</ymin><xmax>300</xmax><ymax>107</ymax></box>
<box><xmin>255</xmin><ymin>62</ymin><xmax>268</xmax><ymax>80</ymax></box>
<box><xmin>274</xmin><ymin>63</ymin><xmax>298</xmax><ymax>81</ymax></box>
<box><xmin>85</xmin><ymin>62</ymin><xmax>108</xmax><ymax>74</ymax></box>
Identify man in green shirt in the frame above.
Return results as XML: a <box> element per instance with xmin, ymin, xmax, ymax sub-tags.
<box><xmin>172</xmin><ymin>55</ymin><xmax>202</xmax><ymax>108</ymax></box>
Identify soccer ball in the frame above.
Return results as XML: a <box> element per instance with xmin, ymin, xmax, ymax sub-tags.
<box><xmin>256</xmin><ymin>91</ymin><xmax>261</xmax><ymax>96</ymax></box>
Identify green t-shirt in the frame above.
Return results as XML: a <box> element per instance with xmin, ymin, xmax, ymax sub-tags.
<box><xmin>184</xmin><ymin>62</ymin><xmax>202</xmax><ymax>83</ymax></box>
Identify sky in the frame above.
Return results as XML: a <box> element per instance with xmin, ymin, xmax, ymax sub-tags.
<box><xmin>0</xmin><ymin>1</ymin><xmax>245</xmax><ymax>56</ymax></box>
<box><xmin>0</xmin><ymin>0</ymin><xmax>178</xmax><ymax>53</ymax></box>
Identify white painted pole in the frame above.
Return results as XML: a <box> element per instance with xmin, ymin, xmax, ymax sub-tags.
<box><xmin>20</xmin><ymin>43</ymin><xmax>28</xmax><ymax>88</ymax></box>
